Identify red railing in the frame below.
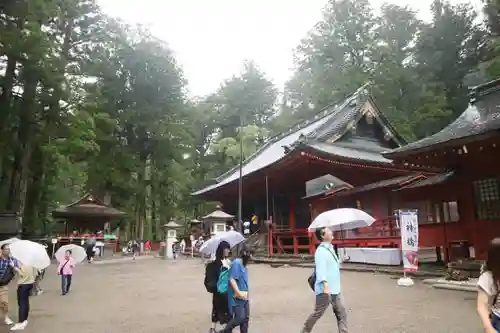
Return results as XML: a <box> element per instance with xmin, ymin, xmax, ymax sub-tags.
<box><xmin>268</xmin><ymin>216</ymin><xmax>402</xmax><ymax>256</ymax></box>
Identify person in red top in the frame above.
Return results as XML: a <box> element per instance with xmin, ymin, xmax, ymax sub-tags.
<box><xmin>144</xmin><ymin>240</ymin><xmax>151</xmax><ymax>254</ymax></box>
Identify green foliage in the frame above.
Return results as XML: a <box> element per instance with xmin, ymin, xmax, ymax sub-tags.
<box><xmin>0</xmin><ymin>0</ymin><xmax>193</xmax><ymax>239</ymax></box>
<box><xmin>188</xmin><ymin>61</ymin><xmax>277</xmax><ymax>174</ymax></box>
<box><xmin>274</xmin><ymin>0</ymin><xmax>488</xmax><ymax>141</ymax></box>
<box><xmin>482</xmin><ymin>0</ymin><xmax>500</xmax><ymax>79</ymax></box>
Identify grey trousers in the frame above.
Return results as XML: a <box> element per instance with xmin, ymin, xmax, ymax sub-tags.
<box><xmin>302</xmin><ymin>293</ymin><xmax>348</xmax><ymax>333</ymax></box>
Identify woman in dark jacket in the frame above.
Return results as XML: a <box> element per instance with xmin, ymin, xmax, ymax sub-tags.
<box><xmin>210</xmin><ymin>241</ymin><xmax>231</xmax><ymax>333</ymax></box>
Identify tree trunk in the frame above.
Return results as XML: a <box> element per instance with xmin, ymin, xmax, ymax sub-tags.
<box><xmin>6</xmin><ymin>75</ymin><xmax>37</xmax><ymax>221</ymax></box>
<box><xmin>0</xmin><ymin>54</ymin><xmax>17</xmax><ymax>135</ymax></box>
<box><xmin>23</xmin><ymin>147</ymin><xmax>45</xmax><ymax>236</ymax></box>
<box><xmin>0</xmin><ymin>155</ymin><xmax>13</xmax><ymax>211</ymax></box>
<box><xmin>103</xmin><ymin>191</ymin><xmax>111</xmax><ymax>233</ymax></box>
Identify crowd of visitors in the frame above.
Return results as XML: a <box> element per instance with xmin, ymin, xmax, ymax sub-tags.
<box><xmin>0</xmin><ymin>240</ymin><xmax>82</xmax><ymax>331</ymax></box>
<box><xmin>2</xmin><ymin>229</ymin><xmax>499</xmax><ymax>332</ymax></box>
<box><xmin>203</xmin><ymin>226</ymin><xmax>346</xmax><ymax>333</ymax></box>
<box><xmin>0</xmin><ymin>243</ymin><xmax>45</xmax><ymax>331</ymax></box>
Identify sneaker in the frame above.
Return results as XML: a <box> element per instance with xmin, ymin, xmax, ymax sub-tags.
<box><xmin>4</xmin><ymin>317</ymin><xmax>13</xmax><ymax>325</ymax></box>
<box><xmin>10</xmin><ymin>321</ymin><xmax>27</xmax><ymax>331</ymax></box>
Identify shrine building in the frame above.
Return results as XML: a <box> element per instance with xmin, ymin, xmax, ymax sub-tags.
<box><xmin>384</xmin><ymin>77</ymin><xmax>500</xmax><ymax>261</ymax></box>
<box><xmin>193</xmin><ymin>80</ymin><xmax>500</xmax><ymax>263</ymax></box>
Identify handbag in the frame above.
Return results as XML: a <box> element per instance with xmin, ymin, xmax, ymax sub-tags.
<box><xmin>307</xmin><ymin>245</ymin><xmax>339</xmax><ymax>291</ymax></box>
<box><xmin>59</xmin><ymin>260</ymin><xmax>70</xmax><ymax>275</ymax></box>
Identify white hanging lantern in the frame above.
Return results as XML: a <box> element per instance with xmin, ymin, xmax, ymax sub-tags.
<box><xmin>365</xmin><ymin>111</ymin><xmax>374</xmax><ymax>124</ymax></box>
<box><xmin>349</xmin><ymin>120</ymin><xmax>357</xmax><ymax>133</ymax></box>
<box><xmin>384</xmin><ymin>130</ymin><xmax>392</xmax><ymax>141</ymax></box>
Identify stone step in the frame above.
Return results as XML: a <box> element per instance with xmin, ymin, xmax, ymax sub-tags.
<box><xmin>432</xmin><ymin>283</ymin><xmax>476</xmax><ymax>293</ymax></box>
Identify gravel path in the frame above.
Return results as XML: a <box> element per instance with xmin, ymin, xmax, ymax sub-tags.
<box><xmin>3</xmin><ymin>259</ymin><xmax>481</xmax><ymax>333</ymax></box>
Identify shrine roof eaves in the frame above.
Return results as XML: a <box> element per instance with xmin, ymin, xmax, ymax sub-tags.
<box><xmin>320</xmin><ymin>173</ymin><xmax>425</xmax><ymax>199</ymax></box>
<box><xmin>303</xmin><ymin>142</ymin><xmax>393</xmax><ymax>164</ymax></box>
<box><xmin>52</xmin><ymin>205</ymin><xmax>126</xmax><ymax>219</ymax></box>
<box><xmin>51</xmin><ymin>193</ymin><xmax>126</xmax><ymax>219</ymax></box>
<box><xmin>395</xmin><ymin>171</ymin><xmax>455</xmax><ymax>190</ymax></box>
<box><xmin>385</xmin><ymin>78</ymin><xmax>500</xmax><ymax>158</ymax></box>
<box><xmin>192</xmin><ymin>84</ymin><xmax>407</xmax><ymax>197</ymax></box>
<box><xmin>192</xmin><ymin>85</ymin><xmax>371</xmax><ymax>196</ymax></box>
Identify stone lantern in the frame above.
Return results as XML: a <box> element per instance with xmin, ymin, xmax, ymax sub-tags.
<box><xmin>163</xmin><ymin>220</ymin><xmax>181</xmax><ymax>260</ymax></box>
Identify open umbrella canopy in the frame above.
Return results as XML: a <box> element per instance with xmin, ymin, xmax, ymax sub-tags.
<box><xmin>308</xmin><ymin>208</ymin><xmax>375</xmax><ymax>232</ymax></box>
<box><xmin>55</xmin><ymin>244</ymin><xmax>87</xmax><ymax>263</ymax></box>
<box><xmin>0</xmin><ymin>237</ymin><xmax>20</xmax><ymax>247</ymax></box>
<box><xmin>199</xmin><ymin>230</ymin><xmax>245</xmax><ymax>255</ymax></box>
<box><xmin>9</xmin><ymin>240</ymin><xmax>51</xmax><ymax>269</ymax></box>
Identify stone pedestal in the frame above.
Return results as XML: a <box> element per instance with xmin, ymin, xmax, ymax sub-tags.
<box><xmin>163</xmin><ymin>221</ymin><xmax>181</xmax><ymax>260</ymax></box>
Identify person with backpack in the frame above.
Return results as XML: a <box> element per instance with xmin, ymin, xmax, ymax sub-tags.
<box><xmin>301</xmin><ymin>227</ymin><xmax>347</xmax><ymax>333</ymax></box>
<box><xmin>204</xmin><ymin>241</ymin><xmax>231</xmax><ymax>333</ymax></box>
<box><xmin>0</xmin><ymin>243</ymin><xmax>20</xmax><ymax>326</ymax></box>
<box><xmin>219</xmin><ymin>244</ymin><xmax>252</xmax><ymax>333</ymax></box>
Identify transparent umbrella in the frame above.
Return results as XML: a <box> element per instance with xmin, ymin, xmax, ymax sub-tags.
<box><xmin>199</xmin><ymin>231</ymin><xmax>245</xmax><ymax>256</ymax></box>
<box><xmin>308</xmin><ymin>208</ymin><xmax>375</xmax><ymax>231</ymax></box>
<box><xmin>55</xmin><ymin>244</ymin><xmax>87</xmax><ymax>263</ymax></box>
<box><xmin>9</xmin><ymin>240</ymin><xmax>51</xmax><ymax>269</ymax></box>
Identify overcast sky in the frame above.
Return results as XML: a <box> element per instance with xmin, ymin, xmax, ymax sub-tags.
<box><xmin>97</xmin><ymin>0</ymin><xmax>482</xmax><ymax>98</ymax></box>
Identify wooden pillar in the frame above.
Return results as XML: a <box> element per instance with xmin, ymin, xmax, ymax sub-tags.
<box><xmin>462</xmin><ymin>181</ymin><xmax>479</xmax><ymax>258</ymax></box>
<box><xmin>373</xmin><ymin>193</ymin><xmax>382</xmax><ymax>220</ymax></box>
<box><xmin>309</xmin><ymin>203</ymin><xmax>315</xmax><ymax>255</ymax></box>
<box><xmin>309</xmin><ymin>232</ymin><xmax>317</xmax><ymax>255</ymax></box>
<box><xmin>289</xmin><ymin>199</ymin><xmax>298</xmax><ymax>255</ymax></box>
<box><xmin>268</xmin><ymin>223</ymin><xmax>274</xmax><ymax>257</ymax></box>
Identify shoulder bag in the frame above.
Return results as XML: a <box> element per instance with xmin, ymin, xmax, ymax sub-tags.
<box><xmin>307</xmin><ymin>246</ymin><xmax>339</xmax><ymax>291</ymax></box>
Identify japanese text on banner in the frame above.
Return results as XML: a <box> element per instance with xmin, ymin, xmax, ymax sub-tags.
<box><xmin>399</xmin><ymin>210</ymin><xmax>419</xmax><ymax>272</ymax></box>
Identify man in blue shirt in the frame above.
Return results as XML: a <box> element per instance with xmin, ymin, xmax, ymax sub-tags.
<box><xmin>0</xmin><ymin>243</ymin><xmax>20</xmax><ymax>326</ymax></box>
<box><xmin>301</xmin><ymin>227</ymin><xmax>348</xmax><ymax>333</ymax></box>
<box><xmin>220</xmin><ymin>245</ymin><xmax>251</xmax><ymax>333</ymax></box>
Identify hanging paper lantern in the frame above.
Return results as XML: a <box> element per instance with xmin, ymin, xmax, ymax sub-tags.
<box><xmin>384</xmin><ymin>131</ymin><xmax>392</xmax><ymax>141</ymax></box>
<box><xmin>348</xmin><ymin>120</ymin><xmax>357</xmax><ymax>133</ymax></box>
<box><xmin>365</xmin><ymin>112</ymin><xmax>374</xmax><ymax>124</ymax></box>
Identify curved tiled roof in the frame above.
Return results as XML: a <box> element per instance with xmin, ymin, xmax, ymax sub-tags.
<box><xmin>385</xmin><ymin>78</ymin><xmax>500</xmax><ymax>157</ymax></box>
<box><xmin>192</xmin><ymin>85</ymin><xmax>402</xmax><ymax>196</ymax></box>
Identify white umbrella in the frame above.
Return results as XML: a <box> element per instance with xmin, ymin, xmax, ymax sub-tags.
<box><xmin>308</xmin><ymin>208</ymin><xmax>376</xmax><ymax>231</ymax></box>
<box><xmin>55</xmin><ymin>244</ymin><xmax>87</xmax><ymax>263</ymax></box>
<box><xmin>199</xmin><ymin>230</ymin><xmax>245</xmax><ymax>256</ymax></box>
<box><xmin>9</xmin><ymin>240</ymin><xmax>51</xmax><ymax>269</ymax></box>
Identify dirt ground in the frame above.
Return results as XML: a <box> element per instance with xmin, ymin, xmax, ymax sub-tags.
<box><xmin>0</xmin><ymin>258</ymin><xmax>482</xmax><ymax>333</ymax></box>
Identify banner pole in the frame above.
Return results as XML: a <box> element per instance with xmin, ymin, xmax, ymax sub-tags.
<box><xmin>397</xmin><ymin>209</ymin><xmax>417</xmax><ymax>287</ymax></box>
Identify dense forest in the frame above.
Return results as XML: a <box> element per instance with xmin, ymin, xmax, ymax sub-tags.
<box><xmin>0</xmin><ymin>0</ymin><xmax>499</xmax><ymax>240</ymax></box>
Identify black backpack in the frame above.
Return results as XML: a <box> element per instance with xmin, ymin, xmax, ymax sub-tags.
<box><xmin>0</xmin><ymin>266</ymin><xmax>15</xmax><ymax>287</ymax></box>
<box><xmin>204</xmin><ymin>262</ymin><xmax>219</xmax><ymax>293</ymax></box>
